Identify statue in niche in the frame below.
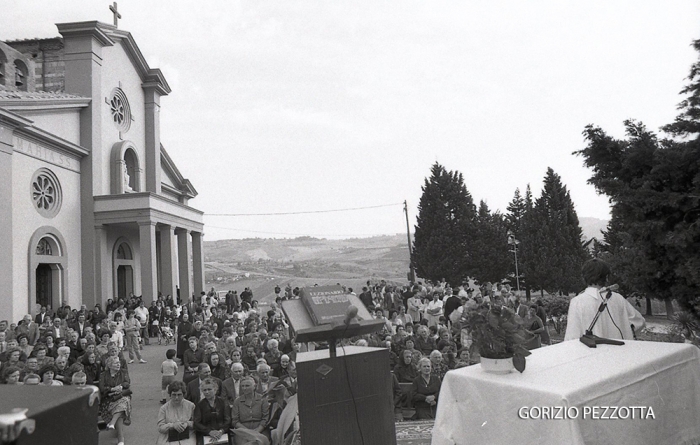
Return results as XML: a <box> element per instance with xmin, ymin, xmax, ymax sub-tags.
<box><xmin>123</xmin><ymin>163</ymin><xmax>133</xmax><ymax>192</ymax></box>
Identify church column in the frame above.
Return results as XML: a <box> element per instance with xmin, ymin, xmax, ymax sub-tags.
<box><xmin>192</xmin><ymin>231</ymin><xmax>205</xmax><ymax>296</ymax></box>
<box><xmin>143</xmin><ymin>86</ymin><xmax>162</xmax><ymax>194</ymax></box>
<box><xmin>176</xmin><ymin>228</ymin><xmax>192</xmax><ymax>303</ymax></box>
<box><xmin>159</xmin><ymin>225</ymin><xmax>177</xmax><ymax>300</ymax></box>
<box><xmin>0</xmin><ymin>124</ymin><xmax>14</xmax><ymax>321</ymax></box>
<box><xmin>93</xmin><ymin>225</ymin><xmax>110</xmax><ymax>308</ymax></box>
<box><xmin>139</xmin><ymin>222</ymin><xmax>158</xmax><ymax>305</ymax></box>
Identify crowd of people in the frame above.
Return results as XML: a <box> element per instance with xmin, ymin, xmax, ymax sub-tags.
<box><xmin>0</xmin><ymin>278</ymin><xmax>554</xmax><ymax>444</ymax></box>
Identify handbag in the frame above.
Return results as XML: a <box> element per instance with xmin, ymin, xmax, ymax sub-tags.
<box><xmin>109</xmin><ymin>388</ymin><xmax>132</xmax><ymax>402</ymax></box>
<box><xmin>168</xmin><ymin>426</ymin><xmax>190</xmax><ymax>442</ymax></box>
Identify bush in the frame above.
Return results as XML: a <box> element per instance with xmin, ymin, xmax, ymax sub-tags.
<box><xmin>535</xmin><ymin>294</ymin><xmax>570</xmax><ymax>318</ymax></box>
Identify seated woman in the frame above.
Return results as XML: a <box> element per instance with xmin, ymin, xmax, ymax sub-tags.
<box><xmin>16</xmin><ymin>334</ymin><xmax>33</xmax><ymax>358</ymax></box>
<box><xmin>183</xmin><ymin>336</ymin><xmax>204</xmax><ymax>385</ymax></box>
<box><xmin>99</xmin><ymin>356</ymin><xmax>132</xmax><ymax>445</ymax></box>
<box><xmin>411</xmin><ymin>357</ymin><xmax>441</xmax><ymax>420</ymax></box>
<box><xmin>1</xmin><ymin>366</ymin><xmax>23</xmax><ymax>385</ymax></box>
<box><xmin>194</xmin><ymin>377</ymin><xmax>231</xmax><ymax>445</ymax></box>
<box><xmin>208</xmin><ymin>352</ymin><xmax>230</xmax><ymax>382</ymax></box>
<box><xmin>156</xmin><ymin>380</ymin><xmax>196</xmax><ymax>445</ymax></box>
<box><xmin>231</xmin><ymin>376</ymin><xmax>270</xmax><ymax>445</ymax></box>
<box><xmin>53</xmin><ymin>357</ymin><xmax>71</xmax><ymax>385</ymax></box>
<box><xmin>38</xmin><ymin>364</ymin><xmax>63</xmax><ymax>386</ymax></box>
<box><xmin>81</xmin><ymin>351</ymin><xmax>101</xmax><ymax>385</ymax></box>
<box><xmin>394</xmin><ymin>349</ymin><xmax>418</xmax><ymax>383</ymax></box>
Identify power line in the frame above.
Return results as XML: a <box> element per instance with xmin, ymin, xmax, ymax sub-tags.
<box><xmin>206</xmin><ymin>202</ymin><xmax>403</xmax><ymax>217</ymax></box>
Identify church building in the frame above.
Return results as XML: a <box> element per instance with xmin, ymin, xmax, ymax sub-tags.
<box><xmin>0</xmin><ymin>18</ymin><xmax>205</xmax><ymax>322</ymax></box>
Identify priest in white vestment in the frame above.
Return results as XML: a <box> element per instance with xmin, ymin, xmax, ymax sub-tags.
<box><xmin>564</xmin><ymin>259</ymin><xmax>645</xmax><ymax>341</ymax></box>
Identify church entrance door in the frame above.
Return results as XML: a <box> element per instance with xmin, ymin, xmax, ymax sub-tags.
<box><xmin>117</xmin><ymin>265</ymin><xmax>134</xmax><ymax>298</ymax></box>
<box><xmin>36</xmin><ymin>263</ymin><xmax>53</xmax><ymax>310</ymax></box>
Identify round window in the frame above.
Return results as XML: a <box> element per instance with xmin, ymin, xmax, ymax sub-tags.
<box><xmin>30</xmin><ymin>168</ymin><xmax>62</xmax><ymax>218</ymax></box>
<box><xmin>109</xmin><ymin>87</ymin><xmax>132</xmax><ymax>133</ymax></box>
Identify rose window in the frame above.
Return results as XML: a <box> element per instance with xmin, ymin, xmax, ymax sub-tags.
<box><xmin>108</xmin><ymin>87</ymin><xmax>132</xmax><ymax>133</ymax></box>
<box><xmin>30</xmin><ymin>168</ymin><xmax>62</xmax><ymax>218</ymax></box>
<box><xmin>33</xmin><ymin>175</ymin><xmax>55</xmax><ymax>209</ymax></box>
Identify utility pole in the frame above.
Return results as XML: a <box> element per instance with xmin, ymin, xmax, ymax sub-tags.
<box><xmin>507</xmin><ymin>230</ymin><xmax>521</xmax><ymax>294</ymax></box>
<box><xmin>404</xmin><ymin>200</ymin><xmax>415</xmax><ymax>283</ymax></box>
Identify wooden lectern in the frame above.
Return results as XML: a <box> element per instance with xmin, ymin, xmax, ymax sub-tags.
<box><xmin>281</xmin><ymin>286</ymin><xmax>397</xmax><ymax>445</ymax></box>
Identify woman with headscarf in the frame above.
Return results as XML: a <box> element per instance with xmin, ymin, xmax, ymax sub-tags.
<box><xmin>208</xmin><ymin>351</ymin><xmax>230</xmax><ymax>382</ymax></box>
<box><xmin>81</xmin><ymin>350</ymin><xmax>101</xmax><ymax>385</ymax></box>
<box><xmin>177</xmin><ymin>313</ymin><xmax>193</xmax><ymax>361</ymax></box>
<box><xmin>394</xmin><ymin>349</ymin><xmax>418</xmax><ymax>383</ymax></box>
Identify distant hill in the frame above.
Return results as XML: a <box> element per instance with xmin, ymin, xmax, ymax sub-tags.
<box><xmin>204</xmin><ymin>235</ymin><xmax>411</xmax><ymax>303</ymax></box>
<box><xmin>203</xmin><ymin>218</ymin><xmax>609</xmax><ymax>303</ymax></box>
<box><xmin>579</xmin><ymin>217</ymin><xmax>608</xmax><ymax>241</ymax></box>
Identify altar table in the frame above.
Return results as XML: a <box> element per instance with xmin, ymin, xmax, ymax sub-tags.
<box><xmin>432</xmin><ymin>340</ymin><xmax>700</xmax><ymax>445</ymax></box>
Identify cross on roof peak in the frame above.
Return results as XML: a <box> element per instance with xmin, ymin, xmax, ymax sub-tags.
<box><xmin>109</xmin><ymin>2</ymin><xmax>122</xmax><ymax>28</ymax></box>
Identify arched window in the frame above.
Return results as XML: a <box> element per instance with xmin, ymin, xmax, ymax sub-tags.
<box><xmin>111</xmin><ymin>141</ymin><xmax>141</xmax><ymax>194</ymax></box>
<box><xmin>116</xmin><ymin>242</ymin><xmax>133</xmax><ymax>260</ymax></box>
<box><xmin>124</xmin><ymin>148</ymin><xmax>138</xmax><ymax>192</ymax></box>
<box><xmin>29</xmin><ymin>228</ymin><xmax>67</xmax><ymax>313</ymax></box>
<box><xmin>113</xmin><ymin>239</ymin><xmax>135</xmax><ymax>299</ymax></box>
<box><xmin>14</xmin><ymin>59</ymin><xmax>28</xmax><ymax>91</ymax></box>
<box><xmin>0</xmin><ymin>50</ymin><xmax>6</xmax><ymax>86</ymax></box>
<box><xmin>36</xmin><ymin>238</ymin><xmax>53</xmax><ymax>256</ymax></box>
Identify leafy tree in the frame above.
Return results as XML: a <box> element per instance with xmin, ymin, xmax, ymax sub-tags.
<box><xmin>470</xmin><ymin>201</ymin><xmax>511</xmax><ymax>284</ymax></box>
<box><xmin>576</xmin><ymin>120</ymin><xmax>700</xmax><ymax>320</ymax></box>
<box><xmin>412</xmin><ymin>163</ymin><xmax>476</xmax><ymax>285</ymax></box>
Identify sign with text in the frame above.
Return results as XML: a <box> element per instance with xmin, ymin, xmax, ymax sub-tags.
<box><xmin>300</xmin><ymin>285</ymin><xmax>352</xmax><ymax>326</ymax></box>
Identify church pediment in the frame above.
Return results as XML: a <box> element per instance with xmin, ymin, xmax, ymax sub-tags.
<box><xmin>160</xmin><ymin>144</ymin><xmax>197</xmax><ymax>203</ymax></box>
<box><xmin>56</xmin><ymin>21</ymin><xmax>171</xmax><ymax>96</ymax></box>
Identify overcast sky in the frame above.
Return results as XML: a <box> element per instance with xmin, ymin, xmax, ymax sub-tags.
<box><xmin>4</xmin><ymin>1</ymin><xmax>700</xmax><ymax>240</ymax></box>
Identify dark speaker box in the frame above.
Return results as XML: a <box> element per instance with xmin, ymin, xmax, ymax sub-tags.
<box><xmin>297</xmin><ymin>346</ymin><xmax>397</xmax><ymax>445</ymax></box>
<box><xmin>0</xmin><ymin>385</ymin><xmax>99</xmax><ymax>445</ymax></box>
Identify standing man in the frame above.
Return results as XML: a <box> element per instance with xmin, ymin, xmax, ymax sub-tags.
<box><xmin>188</xmin><ymin>296</ymin><xmax>199</xmax><ymax>318</ymax></box>
<box><xmin>359</xmin><ymin>287</ymin><xmax>374</xmax><ymax>310</ymax></box>
<box><xmin>565</xmin><ymin>259</ymin><xmax>645</xmax><ymax>341</ymax></box>
<box><xmin>35</xmin><ymin>306</ymin><xmax>50</xmax><ymax>325</ymax></box>
<box><xmin>18</xmin><ymin>315</ymin><xmax>40</xmax><ymax>346</ymax></box>
<box><xmin>134</xmin><ymin>300</ymin><xmax>150</xmax><ymax>345</ymax></box>
<box><xmin>70</xmin><ymin>313</ymin><xmax>88</xmax><ymax>338</ymax></box>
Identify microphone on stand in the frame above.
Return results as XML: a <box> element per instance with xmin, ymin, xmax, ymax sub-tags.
<box><xmin>580</xmin><ymin>284</ymin><xmax>625</xmax><ymax>348</ymax></box>
<box><xmin>598</xmin><ymin>284</ymin><xmax>619</xmax><ymax>295</ymax></box>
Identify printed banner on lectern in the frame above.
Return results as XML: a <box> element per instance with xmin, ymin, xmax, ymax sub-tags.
<box><xmin>300</xmin><ymin>285</ymin><xmax>352</xmax><ymax>325</ymax></box>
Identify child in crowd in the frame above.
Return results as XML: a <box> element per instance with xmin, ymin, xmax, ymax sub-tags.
<box><xmin>160</xmin><ymin>349</ymin><xmax>178</xmax><ymax>404</ymax></box>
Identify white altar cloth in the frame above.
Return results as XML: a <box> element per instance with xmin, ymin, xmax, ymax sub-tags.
<box><xmin>432</xmin><ymin>340</ymin><xmax>700</xmax><ymax>445</ymax></box>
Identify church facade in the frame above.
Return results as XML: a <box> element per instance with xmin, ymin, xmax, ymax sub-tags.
<box><xmin>0</xmin><ymin>20</ymin><xmax>205</xmax><ymax>322</ymax></box>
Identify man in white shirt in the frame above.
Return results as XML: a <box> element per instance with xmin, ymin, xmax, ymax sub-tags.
<box><xmin>565</xmin><ymin>259</ymin><xmax>645</xmax><ymax>341</ymax></box>
<box><xmin>425</xmin><ymin>293</ymin><xmax>444</xmax><ymax>328</ymax></box>
<box><xmin>134</xmin><ymin>300</ymin><xmax>150</xmax><ymax>345</ymax></box>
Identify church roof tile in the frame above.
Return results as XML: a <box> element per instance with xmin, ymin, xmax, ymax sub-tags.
<box><xmin>0</xmin><ymin>85</ymin><xmax>87</xmax><ymax>100</ymax></box>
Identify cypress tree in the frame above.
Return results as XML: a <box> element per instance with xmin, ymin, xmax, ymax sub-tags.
<box><xmin>412</xmin><ymin>163</ymin><xmax>476</xmax><ymax>285</ymax></box>
<box><xmin>470</xmin><ymin>201</ymin><xmax>511</xmax><ymax>284</ymax></box>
